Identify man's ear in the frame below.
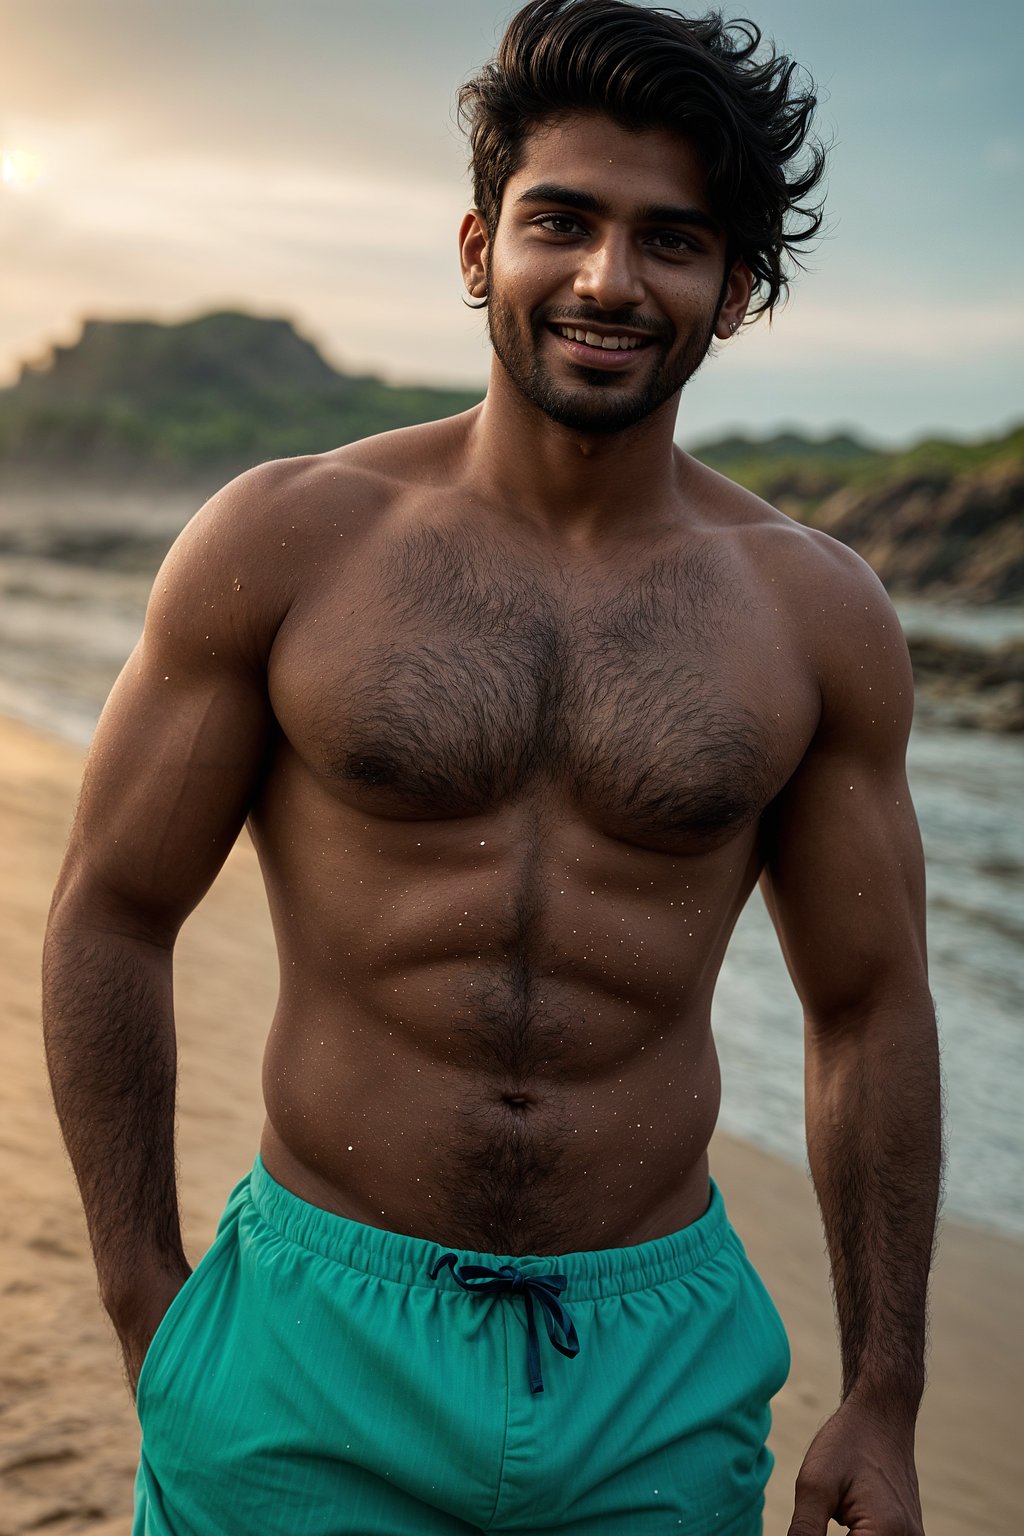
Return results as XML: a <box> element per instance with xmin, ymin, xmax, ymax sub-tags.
<box><xmin>459</xmin><ymin>209</ymin><xmax>489</xmax><ymax>300</ymax></box>
<box><xmin>714</xmin><ymin>258</ymin><xmax>754</xmax><ymax>339</ymax></box>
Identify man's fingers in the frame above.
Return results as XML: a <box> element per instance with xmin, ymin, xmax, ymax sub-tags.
<box><xmin>787</xmin><ymin>1469</ymin><xmax>834</xmax><ymax>1536</ymax></box>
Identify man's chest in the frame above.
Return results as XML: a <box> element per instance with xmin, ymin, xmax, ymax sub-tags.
<box><xmin>267</xmin><ymin>519</ymin><xmax>820</xmax><ymax>849</ymax></box>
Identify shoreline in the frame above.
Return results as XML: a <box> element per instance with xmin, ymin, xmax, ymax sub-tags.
<box><xmin>2</xmin><ymin>712</ymin><xmax>1020</xmax><ymax>1533</ymax></box>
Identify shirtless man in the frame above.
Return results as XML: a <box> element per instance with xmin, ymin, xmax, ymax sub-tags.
<box><xmin>42</xmin><ymin>2</ymin><xmax>941</xmax><ymax>1533</ymax></box>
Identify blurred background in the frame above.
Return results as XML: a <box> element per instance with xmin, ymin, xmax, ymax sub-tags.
<box><xmin>3</xmin><ymin>0</ymin><xmax>1020</xmax><ymax>1235</ymax></box>
<box><xmin>2</xmin><ymin>0</ymin><xmax>1021</xmax><ymax>1235</ymax></box>
<box><xmin>1</xmin><ymin>3</ymin><xmax>1021</xmax><ymax>1530</ymax></box>
<box><xmin>4</xmin><ymin>0</ymin><xmax>1019</xmax><ymax>1234</ymax></box>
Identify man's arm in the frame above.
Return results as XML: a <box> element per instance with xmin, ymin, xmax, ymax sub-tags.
<box><xmin>759</xmin><ymin>549</ymin><xmax>941</xmax><ymax>1535</ymax></box>
<box><xmin>42</xmin><ymin>463</ymin><xmax>293</xmax><ymax>1392</ymax></box>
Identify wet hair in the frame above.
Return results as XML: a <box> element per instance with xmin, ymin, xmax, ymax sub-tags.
<box><xmin>458</xmin><ymin>0</ymin><xmax>828</xmax><ymax>320</ymax></box>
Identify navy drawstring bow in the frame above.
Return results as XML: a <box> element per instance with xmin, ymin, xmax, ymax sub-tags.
<box><xmin>429</xmin><ymin>1252</ymin><xmax>581</xmax><ymax>1394</ymax></box>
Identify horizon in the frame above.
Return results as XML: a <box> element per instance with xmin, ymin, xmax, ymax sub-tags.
<box><xmin>2</xmin><ymin>0</ymin><xmax>1022</xmax><ymax>446</ymax></box>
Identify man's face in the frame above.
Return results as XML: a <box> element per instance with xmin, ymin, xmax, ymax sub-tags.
<box><xmin>475</xmin><ymin>113</ymin><xmax>742</xmax><ymax>436</ymax></box>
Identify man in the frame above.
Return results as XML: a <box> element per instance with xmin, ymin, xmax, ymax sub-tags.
<box><xmin>42</xmin><ymin>2</ymin><xmax>941</xmax><ymax>1532</ymax></box>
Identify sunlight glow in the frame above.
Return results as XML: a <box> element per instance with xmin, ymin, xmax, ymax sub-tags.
<box><xmin>1</xmin><ymin>149</ymin><xmax>42</xmax><ymax>191</ymax></box>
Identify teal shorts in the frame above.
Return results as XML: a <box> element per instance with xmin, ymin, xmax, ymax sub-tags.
<box><xmin>133</xmin><ymin>1158</ymin><xmax>789</xmax><ymax>1535</ymax></box>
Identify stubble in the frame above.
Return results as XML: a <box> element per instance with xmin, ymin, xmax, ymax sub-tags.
<box><xmin>486</xmin><ymin>287</ymin><xmax>720</xmax><ymax>436</ymax></box>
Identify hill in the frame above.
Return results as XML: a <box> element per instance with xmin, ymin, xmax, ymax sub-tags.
<box><xmin>694</xmin><ymin>423</ymin><xmax>1024</xmax><ymax>603</ymax></box>
<box><xmin>696</xmin><ymin>426</ymin><xmax>1024</xmax><ymax>604</ymax></box>
<box><xmin>0</xmin><ymin>311</ymin><xmax>482</xmax><ymax>480</ymax></box>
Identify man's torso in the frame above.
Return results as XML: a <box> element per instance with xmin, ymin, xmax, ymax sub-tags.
<box><xmin>234</xmin><ymin>418</ymin><xmax>825</xmax><ymax>1255</ymax></box>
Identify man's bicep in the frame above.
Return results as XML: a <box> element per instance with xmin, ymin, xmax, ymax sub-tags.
<box><xmin>760</xmin><ymin>611</ymin><xmax>928</xmax><ymax>1029</ymax></box>
<box><xmin>56</xmin><ymin>490</ymin><xmax>282</xmax><ymax>940</ymax></box>
<box><xmin>73</xmin><ymin>649</ymin><xmax>271</xmax><ymax>934</ymax></box>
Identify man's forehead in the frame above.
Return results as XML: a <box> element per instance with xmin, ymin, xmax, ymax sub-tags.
<box><xmin>507</xmin><ymin>112</ymin><xmax>712</xmax><ymax>209</ymax></box>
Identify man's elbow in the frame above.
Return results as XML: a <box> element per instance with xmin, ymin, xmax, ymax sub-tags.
<box><xmin>45</xmin><ymin>858</ymin><xmax>179</xmax><ymax>955</ymax></box>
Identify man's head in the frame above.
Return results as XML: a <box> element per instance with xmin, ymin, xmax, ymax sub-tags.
<box><xmin>458</xmin><ymin>0</ymin><xmax>827</xmax><ymax>435</ymax></box>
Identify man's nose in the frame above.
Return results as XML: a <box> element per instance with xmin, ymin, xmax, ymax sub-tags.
<box><xmin>572</xmin><ymin>234</ymin><xmax>645</xmax><ymax>311</ymax></box>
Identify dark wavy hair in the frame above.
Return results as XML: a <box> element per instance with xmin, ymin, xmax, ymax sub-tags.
<box><xmin>458</xmin><ymin>0</ymin><xmax>828</xmax><ymax>320</ymax></box>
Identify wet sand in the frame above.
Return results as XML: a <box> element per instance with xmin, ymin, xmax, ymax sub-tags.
<box><xmin>2</xmin><ymin>712</ymin><xmax>1019</xmax><ymax>1534</ymax></box>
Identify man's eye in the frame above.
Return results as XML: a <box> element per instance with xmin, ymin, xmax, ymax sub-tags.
<box><xmin>535</xmin><ymin>215</ymin><xmax>582</xmax><ymax>235</ymax></box>
<box><xmin>649</xmin><ymin>231</ymin><xmax>696</xmax><ymax>252</ymax></box>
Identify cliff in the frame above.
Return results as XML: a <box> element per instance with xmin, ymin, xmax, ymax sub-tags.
<box><xmin>0</xmin><ymin>311</ymin><xmax>482</xmax><ymax>482</ymax></box>
<box><xmin>696</xmin><ymin>425</ymin><xmax>1023</xmax><ymax>604</ymax></box>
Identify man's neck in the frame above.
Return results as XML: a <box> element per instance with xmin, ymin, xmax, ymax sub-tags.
<box><xmin>462</xmin><ymin>358</ymin><xmax>687</xmax><ymax>550</ymax></box>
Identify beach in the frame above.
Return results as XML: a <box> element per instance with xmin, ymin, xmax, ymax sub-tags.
<box><xmin>2</xmin><ymin>711</ymin><xmax>1020</xmax><ymax>1535</ymax></box>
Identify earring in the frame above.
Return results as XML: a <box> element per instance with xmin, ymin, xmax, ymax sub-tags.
<box><xmin>728</xmin><ymin>320</ymin><xmax>737</xmax><ymax>332</ymax></box>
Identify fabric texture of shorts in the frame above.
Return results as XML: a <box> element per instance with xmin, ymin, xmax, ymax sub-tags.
<box><xmin>132</xmin><ymin>1157</ymin><xmax>790</xmax><ymax>1535</ymax></box>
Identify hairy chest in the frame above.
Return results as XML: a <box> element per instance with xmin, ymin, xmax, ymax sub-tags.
<box><xmin>269</xmin><ymin>522</ymin><xmax>817</xmax><ymax>847</ymax></box>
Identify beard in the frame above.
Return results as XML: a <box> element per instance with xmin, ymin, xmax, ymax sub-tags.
<box><xmin>486</xmin><ymin>287</ymin><xmax>719</xmax><ymax>436</ymax></box>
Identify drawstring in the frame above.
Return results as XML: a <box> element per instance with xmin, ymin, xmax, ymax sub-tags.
<box><xmin>429</xmin><ymin>1252</ymin><xmax>581</xmax><ymax>1394</ymax></box>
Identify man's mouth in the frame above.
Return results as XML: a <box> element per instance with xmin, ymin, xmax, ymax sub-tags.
<box><xmin>550</xmin><ymin>324</ymin><xmax>650</xmax><ymax>352</ymax></box>
<box><xmin>544</xmin><ymin>323</ymin><xmax>658</xmax><ymax>370</ymax></box>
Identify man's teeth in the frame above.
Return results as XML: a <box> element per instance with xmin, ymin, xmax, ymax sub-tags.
<box><xmin>556</xmin><ymin>326</ymin><xmax>644</xmax><ymax>351</ymax></box>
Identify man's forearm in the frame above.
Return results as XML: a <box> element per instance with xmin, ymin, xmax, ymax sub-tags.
<box><xmin>804</xmin><ymin>999</ymin><xmax>942</xmax><ymax>1423</ymax></box>
<box><xmin>42</xmin><ymin>906</ymin><xmax>187</xmax><ymax>1324</ymax></box>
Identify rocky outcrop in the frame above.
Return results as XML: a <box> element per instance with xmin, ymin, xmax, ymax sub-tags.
<box><xmin>908</xmin><ymin>635</ymin><xmax>1024</xmax><ymax>732</ymax></box>
<box><xmin>0</xmin><ymin>312</ymin><xmax>482</xmax><ymax>482</ymax></box>
<box><xmin>810</xmin><ymin>462</ymin><xmax>1024</xmax><ymax>604</ymax></box>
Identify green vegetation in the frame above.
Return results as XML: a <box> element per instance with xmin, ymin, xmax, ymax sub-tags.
<box><xmin>693</xmin><ymin>421</ymin><xmax>1022</xmax><ymax>603</ymax></box>
<box><xmin>0</xmin><ymin>311</ymin><xmax>483</xmax><ymax>479</ymax></box>
<box><xmin>693</xmin><ymin>423</ymin><xmax>1024</xmax><ymax>519</ymax></box>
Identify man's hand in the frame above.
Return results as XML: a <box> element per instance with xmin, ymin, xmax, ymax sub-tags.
<box><xmin>112</xmin><ymin>1263</ymin><xmax>193</xmax><ymax>1399</ymax></box>
<box><xmin>789</xmin><ymin>1396</ymin><xmax>924</xmax><ymax>1535</ymax></box>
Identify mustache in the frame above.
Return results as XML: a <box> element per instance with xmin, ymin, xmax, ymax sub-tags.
<box><xmin>540</xmin><ymin>309</ymin><xmax>671</xmax><ymax>341</ymax></box>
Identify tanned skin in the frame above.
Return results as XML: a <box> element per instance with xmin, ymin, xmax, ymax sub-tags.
<box><xmin>43</xmin><ymin>115</ymin><xmax>939</xmax><ymax>1534</ymax></box>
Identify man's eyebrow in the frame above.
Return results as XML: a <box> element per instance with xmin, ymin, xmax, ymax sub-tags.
<box><xmin>515</xmin><ymin>182</ymin><xmax>608</xmax><ymax>214</ymax></box>
<box><xmin>637</xmin><ymin>202</ymin><xmax>721</xmax><ymax>236</ymax></box>
<box><xmin>514</xmin><ymin>183</ymin><xmax>720</xmax><ymax>236</ymax></box>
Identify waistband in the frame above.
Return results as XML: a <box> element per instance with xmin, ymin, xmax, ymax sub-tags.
<box><xmin>247</xmin><ymin>1155</ymin><xmax>730</xmax><ymax>1302</ymax></box>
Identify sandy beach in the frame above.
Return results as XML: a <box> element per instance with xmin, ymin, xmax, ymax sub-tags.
<box><xmin>1</xmin><ymin>711</ymin><xmax>1019</xmax><ymax>1535</ymax></box>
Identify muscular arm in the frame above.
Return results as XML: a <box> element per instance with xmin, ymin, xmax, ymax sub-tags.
<box><xmin>760</xmin><ymin>550</ymin><xmax>941</xmax><ymax>1532</ymax></box>
<box><xmin>42</xmin><ymin>464</ymin><xmax>293</xmax><ymax>1386</ymax></box>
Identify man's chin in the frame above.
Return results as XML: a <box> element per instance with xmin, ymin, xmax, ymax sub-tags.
<box><xmin>533</xmin><ymin>387</ymin><xmax>665</xmax><ymax>436</ymax></box>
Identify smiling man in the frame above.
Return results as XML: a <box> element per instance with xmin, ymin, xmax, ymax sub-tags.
<box><xmin>482</xmin><ymin>131</ymin><xmax>731</xmax><ymax>433</ymax></box>
<box><xmin>42</xmin><ymin>3</ymin><xmax>940</xmax><ymax>1534</ymax></box>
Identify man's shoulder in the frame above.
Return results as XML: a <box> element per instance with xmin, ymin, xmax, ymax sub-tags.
<box><xmin>174</xmin><ymin>412</ymin><xmax>474</xmax><ymax>574</ymax></box>
<box><xmin>685</xmin><ymin>453</ymin><xmax>897</xmax><ymax>624</ymax></box>
<box><xmin>320</xmin><ymin>410</ymin><xmax>477</xmax><ymax>491</ymax></box>
<box><xmin>684</xmin><ymin>454</ymin><xmax>911</xmax><ymax>721</ymax></box>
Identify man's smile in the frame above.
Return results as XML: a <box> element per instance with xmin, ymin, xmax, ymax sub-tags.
<box><xmin>544</xmin><ymin>322</ymin><xmax>658</xmax><ymax>369</ymax></box>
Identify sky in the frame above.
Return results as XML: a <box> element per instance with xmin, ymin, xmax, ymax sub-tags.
<box><xmin>1</xmin><ymin>0</ymin><xmax>1022</xmax><ymax>447</ymax></box>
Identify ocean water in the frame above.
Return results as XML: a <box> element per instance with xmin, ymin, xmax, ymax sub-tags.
<box><xmin>713</xmin><ymin>721</ymin><xmax>1024</xmax><ymax>1239</ymax></box>
<box><xmin>1</xmin><ymin>537</ymin><xmax>1021</xmax><ymax>1238</ymax></box>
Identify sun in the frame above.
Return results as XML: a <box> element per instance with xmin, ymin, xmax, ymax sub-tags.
<box><xmin>1</xmin><ymin>149</ymin><xmax>42</xmax><ymax>192</ymax></box>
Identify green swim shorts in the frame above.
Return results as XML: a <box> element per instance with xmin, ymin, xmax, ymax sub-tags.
<box><xmin>132</xmin><ymin>1157</ymin><xmax>790</xmax><ymax>1534</ymax></box>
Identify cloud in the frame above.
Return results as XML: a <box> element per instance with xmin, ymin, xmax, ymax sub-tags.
<box><xmin>0</xmin><ymin>139</ymin><xmax>479</xmax><ymax>383</ymax></box>
<box><xmin>3</xmin><ymin>0</ymin><xmax>1021</xmax><ymax>434</ymax></box>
